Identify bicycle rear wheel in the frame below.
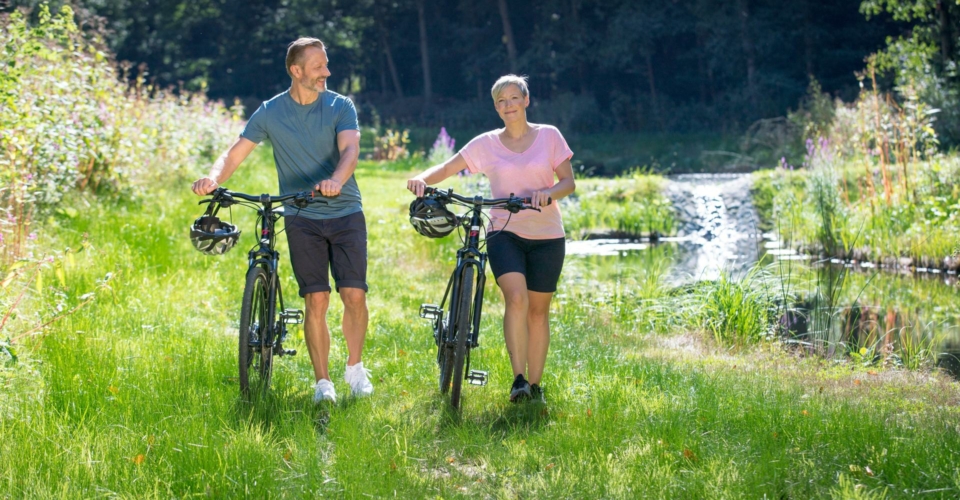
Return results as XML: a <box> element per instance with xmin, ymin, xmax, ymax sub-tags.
<box><xmin>239</xmin><ymin>266</ymin><xmax>274</xmax><ymax>395</ymax></box>
<box><xmin>449</xmin><ymin>266</ymin><xmax>475</xmax><ymax>410</ymax></box>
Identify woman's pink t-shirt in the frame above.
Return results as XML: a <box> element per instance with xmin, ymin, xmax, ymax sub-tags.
<box><xmin>459</xmin><ymin>125</ymin><xmax>573</xmax><ymax>240</ymax></box>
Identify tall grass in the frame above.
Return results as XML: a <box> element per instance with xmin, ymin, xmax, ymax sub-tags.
<box><xmin>1</xmin><ymin>155</ymin><xmax>958</xmax><ymax>497</ymax></box>
<box><xmin>562</xmin><ymin>171</ymin><xmax>675</xmax><ymax>240</ymax></box>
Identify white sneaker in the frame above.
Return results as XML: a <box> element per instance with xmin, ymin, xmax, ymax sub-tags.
<box><xmin>344</xmin><ymin>362</ymin><xmax>374</xmax><ymax>397</ymax></box>
<box><xmin>313</xmin><ymin>379</ymin><xmax>337</xmax><ymax>403</ymax></box>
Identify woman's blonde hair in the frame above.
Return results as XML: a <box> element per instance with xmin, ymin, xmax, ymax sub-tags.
<box><xmin>490</xmin><ymin>74</ymin><xmax>529</xmax><ymax>102</ymax></box>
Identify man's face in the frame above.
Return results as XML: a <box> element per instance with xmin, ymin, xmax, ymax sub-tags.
<box><xmin>294</xmin><ymin>47</ymin><xmax>331</xmax><ymax>93</ymax></box>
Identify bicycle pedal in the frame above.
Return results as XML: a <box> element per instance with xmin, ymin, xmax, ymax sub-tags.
<box><xmin>279</xmin><ymin>348</ymin><xmax>297</xmax><ymax>356</ymax></box>
<box><xmin>466</xmin><ymin>370</ymin><xmax>488</xmax><ymax>386</ymax></box>
<box><xmin>419</xmin><ymin>304</ymin><xmax>442</xmax><ymax>320</ymax></box>
<box><xmin>280</xmin><ymin>309</ymin><xmax>304</xmax><ymax>324</ymax></box>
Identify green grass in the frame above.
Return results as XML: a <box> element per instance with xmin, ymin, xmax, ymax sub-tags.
<box><xmin>1</xmin><ymin>150</ymin><xmax>959</xmax><ymax>498</ymax></box>
<box><xmin>562</xmin><ymin>172</ymin><xmax>675</xmax><ymax>240</ymax></box>
<box><xmin>752</xmin><ymin>156</ymin><xmax>960</xmax><ymax>263</ymax></box>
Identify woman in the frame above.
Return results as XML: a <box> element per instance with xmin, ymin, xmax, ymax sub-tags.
<box><xmin>407</xmin><ymin>75</ymin><xmax>576</xmax><ymax>403</ymax></box>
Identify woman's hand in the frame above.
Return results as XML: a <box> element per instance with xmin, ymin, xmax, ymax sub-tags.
<box><xmin>531</xmin><ymin>190</ymin><xmax>553</xmax><ymax>207</ymax></box>
<box><xmin>407</xmin><ymin>177</ymin><xmax>428</xmax><ymax>198</ymax></box>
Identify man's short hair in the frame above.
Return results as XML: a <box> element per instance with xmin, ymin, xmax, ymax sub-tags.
<box><xmin>286</xmin><ymin>38</ymin><xmax>326</xmax><ymax>77</ymax></box>
<box><xmin>491</xmin><ymin>74</ymin><xmax>529</xmax><ymax>102</ymax></box>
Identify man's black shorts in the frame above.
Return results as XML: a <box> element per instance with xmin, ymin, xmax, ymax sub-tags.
<box><xmin>284</xmin><ymin>211</ymin><xmax>367</xmax><ymax>296</ymax></box>
<box><xmin>486</xmin><ymin>231</ymin><xmax>565</xmax><ymax>293</ymax></box>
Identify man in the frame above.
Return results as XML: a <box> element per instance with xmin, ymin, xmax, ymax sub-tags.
<box><xmin>192</xmin><ymin>37</ymin><xmax>371</xmax><ymax>403</ymax></box>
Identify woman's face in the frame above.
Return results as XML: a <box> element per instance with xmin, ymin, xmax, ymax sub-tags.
<box><xmin>494</xmin><ymin>84</ymin><xmax>529</xmax><ymax>124</ymax></box>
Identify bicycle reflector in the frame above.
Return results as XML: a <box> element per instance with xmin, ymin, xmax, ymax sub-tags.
<box><xmin>190</xmin><ymin>203</ymin><xmax>241</xmax><ymax>255</ymax></box>
<box><xmin>409</xmin><ymin>197</ymin><xmax>458</xmax><ymax>238</ymax></box>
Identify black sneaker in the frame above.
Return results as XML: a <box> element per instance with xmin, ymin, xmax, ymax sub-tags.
<box><xmin>509</xmin><ymin>374</ymin><xmax>532</xmax><ymax>402</ymax></box>
<box><xmin>530</xmin><ymin>383</ymin><xmax>545</xmax><ymax>404</ymax></box>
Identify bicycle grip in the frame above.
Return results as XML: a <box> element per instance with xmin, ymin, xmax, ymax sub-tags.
<box><xmin>522</xmin><ymin>196</ymin><xmax>553</xmax><ymax>206</ymax></box>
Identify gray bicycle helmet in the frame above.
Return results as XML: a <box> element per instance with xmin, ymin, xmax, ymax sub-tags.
<box><xmin>190</xmin><ymin>204</ymin><xmax>241</xmax><ymax>255</ymax></box>
<box><xmin>409</xmin><ymin>197</ymin><xmax>458</xmax><ymax>238</ymax></box>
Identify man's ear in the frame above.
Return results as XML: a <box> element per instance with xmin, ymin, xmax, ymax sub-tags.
<box><xmin>289</xmin><ymin>64</ymin><xmax>302</xmax><ymax>79</ymax></box>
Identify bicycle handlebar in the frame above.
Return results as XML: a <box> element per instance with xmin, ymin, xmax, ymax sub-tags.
<box><xmin>423</xmin><ymin>186</ymin><xmax>551</xmax><ymax>210</ymax></box>
<box><xmin>201</xmin><ymin>187</ymin><xmax>328</xmax><ymax>208</ymax></box>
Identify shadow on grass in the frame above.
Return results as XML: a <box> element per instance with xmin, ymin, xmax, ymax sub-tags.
<box><xmin>433</xmin><ymin>392</ymin><xmax>551</xmax><ymax>436</ymax></box>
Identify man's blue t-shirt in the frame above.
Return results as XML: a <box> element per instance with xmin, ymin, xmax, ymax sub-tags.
<box><xmin>241</xmin><ymin>90</ymin><xmax>361</xmax><ymax>220</ymax></box>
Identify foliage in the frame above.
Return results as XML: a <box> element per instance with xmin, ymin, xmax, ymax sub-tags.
<box><xmin>691</xmin><ymin>266</ymin><xmax>777</xmax><ymax>346</ymax></box>
<box><xmin>2</xmin><ymin>155</ymin><xmax>958</xmax><ymax>498</ymax></box>
<box><xmin>860</xmin><ymin>0</ymin><xmax>960</xmax><ymax>146</ymax></box>
<box><xmin>425</xmin><ymin>126</ymin><xmax>455</xmax><ymax>166</ymax></box>
<box><xmin>7</xmin><ymin>0</ymin><xmax>909</xmax><ymax>136</ymax></box>
<box><xmin>0</xmin><ymin>5</ymin><xmax>240</xmax><ymax>266</ymax></box>
<box><xmin>372</xmin><ymin>128</ymin><xmax>411</xmax><ymax>162</ymax></box>
<box><xmin>562</xmin><ymin>172</ymin><xmax>675</xmax><ymax>240</ymax></box>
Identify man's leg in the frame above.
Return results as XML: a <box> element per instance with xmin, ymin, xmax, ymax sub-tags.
<box><xmin>303</xmin><ymin>291</ymin><xmax>332</xmax><ymax>381</ymax></box>
<box><xmin>339</xmin><ymin>287</ymin><xmax>368</xmax><ymax>365</ymax></box>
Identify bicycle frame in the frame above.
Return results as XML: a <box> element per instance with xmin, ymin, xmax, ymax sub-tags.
<box><xmin>418</xmin><ymin>187</ymin><xmax>540</xmax><ymax>400</ymax></box>
<box><xmin>246</xmin><ymin>200</ymin><xmax>286</xmax><ymax>351</ymax></box>
<box><xmin>441</xmin><ymin>196</ymin><xmax>489</xmax><ymax>366</ymax></box>
<box><xmin>200</xmin><ymin>188</ymin><xmax>327</xmax><ymax>397</ymax></box>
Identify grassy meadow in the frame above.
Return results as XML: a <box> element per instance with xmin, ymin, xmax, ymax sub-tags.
<box><xmin>1</xmin><ymin>148</ymin><xmax>959</xmax><ymax>498</ymax></box>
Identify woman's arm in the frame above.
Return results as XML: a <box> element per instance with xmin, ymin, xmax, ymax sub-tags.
<box><xmin>406</xmin><ymin>153</ymin><xmax>470</xmax><ymax>197</ymax></box>
<box><xmin>531</xmin><ymin>159</ymin><xmax>575</xmax><ymax>207</ymax></box>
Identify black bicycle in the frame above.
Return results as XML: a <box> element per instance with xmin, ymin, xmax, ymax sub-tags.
<box><xmin>416</xmin><ymin>187</ymin><xmax>542</xmax><ymax>410</ymax></box>
<box><xmin>199</xmin><ymin>187</ymin><xmax>324</xmax><ymax>396</ymax></box>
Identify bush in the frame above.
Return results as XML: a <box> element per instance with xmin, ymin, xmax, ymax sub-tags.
<box><xmin>0</xmin><ymin>5</ymin><xmax>240</xmax><ymax>264</ymax></box>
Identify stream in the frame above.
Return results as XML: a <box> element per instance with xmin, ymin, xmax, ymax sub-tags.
<box><xmin>566</xmin><ymin>173</ymin><xmax>960</xmax><ymax>377</ymax></box>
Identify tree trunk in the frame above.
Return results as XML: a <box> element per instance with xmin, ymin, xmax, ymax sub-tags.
<box><xmin>571</xmin><ymin>0</ymin><xmax>585</xmax><ymax>94</ymax></box>
<box><xmin>644</xmin><ymin>52</ymin><xmax>662</xmax><ymax>130</ymax></box>
<box><xmin>378</xmin><ymin>20</ymin><xmax>403</xmax><ymax>98</ymax></box>
<box><xmin>416</xmin><ymin>0</ymin><xmax>432</xmax><ymax>106</ymax></box>
<box><xmin>696</xmin><ymin>28</ymin><xmax>709</xmax><ymax>104</ymax></box>
<box><xmin>738</xmin><ymin>0</ymin><xmax>758</xmax><ymax>111</ymax></box>
<box><xmin>498</xmin><ymin>0</ymin><xmax>519</xmax><ymax>74</ymax></box>
<box><xmin>939</xmin><ymin>0</ymin><xmax>952</xmax><ymax>63</ymax></box>
<box><xmin>803</xmin><ymin>0</ymin><xmax>815</xmax><ymax>78</ymax></box>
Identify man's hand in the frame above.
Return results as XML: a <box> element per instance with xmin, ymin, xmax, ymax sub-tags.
<box><xmin>316</xmin><ymin>179</ymin><xmax>343</xmax><ymax>197</ymax></box>
<box><xmin>407</xmin><ymin>178</ymin><xmax>428</xmax><ymax>198</ymax></box>
<box><xmin>192</xmin><ymin>177</ymin><xmax>219</xmax><ymax>196</ymax></box>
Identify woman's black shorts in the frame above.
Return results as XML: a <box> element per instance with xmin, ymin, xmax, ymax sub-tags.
<box><xmin>486</xmin><ymin>231</ymin><xmax>565</xmax><ymax>293</ymax></box>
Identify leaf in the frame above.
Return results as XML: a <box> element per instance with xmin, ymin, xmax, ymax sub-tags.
<box><xmin>108</xmin><ymin>385</ymin><xmax>119</xmax><ymax>395</ymax></box>
<box><xmin>55</xmin><ymin>262</ymin><xmax>66</xmax><ymax>288</ymax></box>
<box><xmin>132</xmin><ymin>454</ymin><xmax>145</xmax><ymax>465</ymax></box>
<box><xmin>35</xmin><ymin>271</ymin><xmax>42</xmax><ymax>293</ymax></box>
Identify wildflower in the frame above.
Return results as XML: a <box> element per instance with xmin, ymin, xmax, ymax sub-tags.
<box><xmin>27</xmin><ymin>232</ymin><xmax>38</xmax><ymax>241</ymax></box>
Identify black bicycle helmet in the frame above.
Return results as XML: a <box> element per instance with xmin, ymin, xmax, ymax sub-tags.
<box><xmin>409</xmin><ymin>197</ymin><xmax>458</xmax><ymax>238</ymax></box>
<box><xmin>190</xmin><ymin>203</ymin><xmax>241</xmax><ymax>255</ymax></box>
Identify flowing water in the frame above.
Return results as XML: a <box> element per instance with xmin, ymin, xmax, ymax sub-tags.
<box><xmin>566</xmin><ymin>173</ymin><xmax>960</xmax><ymax>376</ymax></box>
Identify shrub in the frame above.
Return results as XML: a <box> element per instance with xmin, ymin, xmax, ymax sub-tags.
<box><xmin>0</xmin><ymin>5</ymin><xmax>240</xmax><ymax>265</ymax></box>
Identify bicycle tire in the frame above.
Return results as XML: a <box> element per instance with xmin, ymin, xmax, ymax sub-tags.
<box><xmin>239</xmin><ymin>266</ymin><xmax>273</xmax><ymax>395</ymax></box>
<box><xmin>438</xmin><ymin>334</ymin><xmax>454</xmax><ymax>394</ymax></box>
<box><xmin>449</xmin><ymin>266</ymin><xmax>475</xmax><ymax>409</ymax></box>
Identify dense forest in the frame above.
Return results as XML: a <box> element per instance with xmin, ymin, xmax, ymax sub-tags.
<box><xmin>7</xmin><ymin>0</ymin><xmax>958</xmax><ymax>141</ymax></box>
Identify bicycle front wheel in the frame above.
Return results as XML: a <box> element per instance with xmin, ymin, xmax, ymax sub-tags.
<box><xmin>449</xmin><ymin>266</ymin><xmax>475</xmax><ymax>410</ymax></box>
<box><xmin>239</xmin><ymin>266</ymin><xmax>274</xmax><ymax>396</ymax></box>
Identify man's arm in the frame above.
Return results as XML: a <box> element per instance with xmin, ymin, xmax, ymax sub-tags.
<box><xmin>191</xmin><ymin>137</ymin><xmax>258</xmax><ymax>195</ymax></box>
<box><xmin>316</xmin><ymin>129</ymin><xmax>361</xmax><ymax>197</ymax></box>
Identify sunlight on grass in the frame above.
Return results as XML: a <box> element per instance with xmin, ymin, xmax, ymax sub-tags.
<box><xmin>1</xmin><ymin>151</ymin><xmax>958</xmax><ymax>498</ymax></box>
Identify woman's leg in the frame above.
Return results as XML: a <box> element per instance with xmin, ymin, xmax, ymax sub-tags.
<box><xmin>526</xmin><ymin>290</ymin><xmax>553</xmax><ymax>385</ymax></box>
<box><xmin>498</xmin><ymin>272</ymin><xmax>530</xmax><ymax>377</ymax></box>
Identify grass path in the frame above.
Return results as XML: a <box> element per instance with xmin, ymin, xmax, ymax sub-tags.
<box><xmin>1</xmin><ymin>151</ymin><xmax>959</xmax><ymax>498</ymax></box>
